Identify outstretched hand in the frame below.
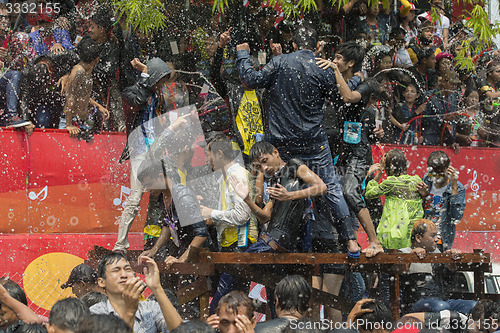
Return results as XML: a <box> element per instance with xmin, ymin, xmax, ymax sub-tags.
<box><xmin>230</xmin><ymin>174</ymin><xmax>250</xmax><ymax>200</ymax></box>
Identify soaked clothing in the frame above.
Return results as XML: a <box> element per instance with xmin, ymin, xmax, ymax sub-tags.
<box><xmin>237</xmin><ymin>48</ymin><xmax>338</xmax><ymax>148</ymax></box>
<box><xmin>399</xmin><ymin>247</ymin><xmax>443</xmax><ymax>309</ymax></box>
<box><xmin>265</xmin><ymin>158</ymin><xmax>308</xmax><ymax>251</ymax></box>
<box><xmin>365</xmin><ymin>175</ymin><xmax>424</xmax><ymax>249</ymax></box>
<box><xmin>421</xmin><ymin>89</ymin><xmax>459</xmax><ymax>146</ymax></box>
<box><xmin>337</xmin><ymin>85</ymin><xmax>377</xmax><ymax>214</ymax></box>
<box><xmin>422</xmin><ymin>173</ymin><xmax>466</xmax><ymax>250</ymax></box>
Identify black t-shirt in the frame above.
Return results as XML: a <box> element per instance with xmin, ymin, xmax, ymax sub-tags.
<box><xmin>255</xmin><ymin>317</ymin><xmax>294</xmax><ymax>333</ymax></box>
<box><xmin>338</xmin><ymin>83</ymin><xmax>377</xmax><ymax>159</ymax></box>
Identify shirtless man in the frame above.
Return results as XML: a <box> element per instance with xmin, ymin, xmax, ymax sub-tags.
<box><xmin>63</xmin><ymin>36</ymin><xmax>109</xmax><ymax>139</ymax></box>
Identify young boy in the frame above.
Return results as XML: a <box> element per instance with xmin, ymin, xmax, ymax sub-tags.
<box><xmin>231</xmin><ymin>141</ymin><xmax>327</xmax><ymax>251</ymax></box>
<box><xmin>208</xmin><ymin>141</ymin><xmax>327</xmax><ymax>315</ymax></box>
<box><xmin>63</xmin><ymin>36</ymin><xmax>109</xmax><ymax>141</ymax></box>
<box><xmin>420</xmin><ymin>150</ymin><xmax>466</xmax><ymax>251</ymax></box>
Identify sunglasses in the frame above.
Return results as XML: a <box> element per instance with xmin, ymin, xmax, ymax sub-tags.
<box><xmin>429</xmin><ymin>172</ymin><xmax>446</xmax><ymax>178</ymax></box>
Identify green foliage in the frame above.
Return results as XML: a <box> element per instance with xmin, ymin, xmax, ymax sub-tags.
<box><xmin>454</xmin><ymin>3</ymin><xmax>498</xmax><ymax>72</ymax></box>
<box><xmin>113</xmin><ymin>0</ymin><xmax>167</xmax><ymax>34</ymax></box>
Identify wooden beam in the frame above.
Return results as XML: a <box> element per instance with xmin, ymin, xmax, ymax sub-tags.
<box><xmin>198</xmin><ymin>252</ymin><xmax>490</xmax><ymax>266</ymax></box>
<box><xmin>176</xmin><ymin>276</ymin><xmax>210</xmax><ymax>305</ymax></box>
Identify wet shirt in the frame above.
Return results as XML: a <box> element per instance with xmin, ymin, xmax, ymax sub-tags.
<box><xmin>237</xmin><ymin>49</ymin><xmax>339</xmax><ymax>148</ymax></box>
<box><xmin>90</xmin><ymin>300</ymin><xmax>168</xmax><ymax>333</ymax></box>
<box><xmin>421</xmin><ymin>89</ymin><xmax>459</xmax><ymax>146</ymax></box>
<box><xmin>338</xmin><ymin>83</ymin><xmax>376</xmax><ymax>158</ymax></box>
<box><xmin>235</xmin><ymin>90</ymin><xmax>264</xmax><ymax>155</ymax></box>
<box><xmin>399</xmin><ymin>247</ymin><xmax>443</xmax><ymax>306</ymax></box>
<box><xmin>266</xmin><ymin>158</ymin><xmax>308</xmax><ymax>251</ymax></box>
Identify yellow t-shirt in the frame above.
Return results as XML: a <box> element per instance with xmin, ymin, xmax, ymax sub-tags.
<box><xmin>235</xmin><ymin>90</ymin><xmax>264</xmax><ymax>155</ymax></box>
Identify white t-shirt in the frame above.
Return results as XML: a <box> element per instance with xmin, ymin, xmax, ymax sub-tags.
<box><xmin>424</xmin><ymin>184</ymin><xmax>447</xmax><ymax>236</ymax></box>
<box><xmin>417</xmin><ymin>12</ymin><xmax>450</xmax><ymax>38</ymax></box>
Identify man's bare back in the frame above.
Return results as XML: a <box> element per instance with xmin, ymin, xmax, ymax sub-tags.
<box><xmin>64</xmin><ymin>64</ymin><xmax>93</xmax><ymax>120</ymax></box>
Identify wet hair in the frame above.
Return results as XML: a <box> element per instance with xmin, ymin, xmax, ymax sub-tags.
<box><xmin>171</xmin><ymin>319</ymin><xmax>215</xmax><ymax>333</ymax></box>
<box><xmin>337</xmin><ymin>41</ymin><xmax>366</xmax><ymax>73</ymax></box>
<box><xmin>96</xmin><ymin>252</ymin><xmax>129</xmax><ymax>279</ymax></box>
<box><xmin>12</xmin><ymin>324</ymin><xmax>48</xmax><ymax>333</ymax></box>
<box><xmin>137</xmin><ymin>157</ymin><xmax>164</xmax><ymax>185</ymax></box>
<box><xmin>75</xmin><ymin>314</ymin><xmax>132</xmax><ymax>333</ymax></box>
<box><xmin>80</xmin><ymin>291</ymin><xmax>107</xmax><ymax>308</ymax></box>
<box><xmin>76</xmin><ymin>36</ymin><xmax>102</xmax><ymax>64</ymax></box>
<box><xmin>486</xmin><ymin>60</ymin><xmax>500</xmax><ymax>77</ymax></box>
<box><xmin>375</xmin><ymin>50</ymin><xmax>391</xmax><ymax>67</ymax></box>
<box><xmin>364</xmin><ymin>77</ymin><xmax>381</xmax><ymax>101</ymax></box>
<box><xmin>356</xmin><ymin>300</ymin><xmax>393</xmax><ymax>331</ymax></box>
<box><xmin>292</xmin><ymin>25</ymin><xmax>318</xmax><ymax>50</ymax></box>
<box><xmin>49</xmin><ymin>298</ymin><xmax>90</xmax><ymax>331</ymax></box>
<box><xmin>216</xmin><ymin>291</ymin><xmax>255</xmax><ymax>320</ymax></box>
<box><xmin>91</xmin><ymin>5</ymin><xmax>114</xmax><ymax>32</ymax></box>
<box><xmin>384</xmin><ymin>149</ymin><xmax>407</xmax><ymax>177</ymax></box>
<box><xmin>248</xmin><ymin>141</ymin><xmax>275</xmax><ymax>162</ymax></box>
<box><xmin>207</xmin><ymin>132</ymin><xmax>237</xmax><ymax>162</ymax></box>
<box><xmin>390</xmin><ymin>26</ymin><xmax>406</xmax><ymax>40</ymax></box>
<box><xmin>0</xmin><ymin>278</ymin><xmax>28</xmax><ymax>305</ymax></box>
<box><xmin>471</xmin><ymin>300</ymin><xmax>500</xmax><ymax>322</ymax></box>
<box><xmin>427</xmin><ymin>150</ymin><xmax>450</xmax><ymax>172</ymax></box>
<box><xmin>417</xmin><ymin>47</ymin><xmax>435</xmax><ymax>64</ymax></box>
<box><xmin>411</xmin><ymin>219</ymin><xmax>436</xmax><ymax>243</ymax></box>
<box><xmin>275</xmin><ymin>275</ymin><xmax>312</xmax><ymax>315</ymax></box>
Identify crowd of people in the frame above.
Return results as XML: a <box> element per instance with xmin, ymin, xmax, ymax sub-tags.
<box><xmin>0</xmin><ymin>0</ymin><xmax>498</xmax><ymax>332</ymax></box>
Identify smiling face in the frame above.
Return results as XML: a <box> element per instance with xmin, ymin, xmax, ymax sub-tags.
<box><xmin>97</xmin><ymin>258</ymin><xmax>135</xmax><ymax>295</ymax></box>
<box><xmin>332</xmin><ymin>53</ymin><xmax>354</xmax><ymax>75</ymax></box>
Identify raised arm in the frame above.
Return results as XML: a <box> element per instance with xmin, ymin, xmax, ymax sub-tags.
<box><xmin>140</xmin><ymin>256</ymin><xmax>183</xmax><ymax>331</ymax></box>
<box><xmin>236</xmin><ymin>43</ymin><xmax>279</xmax><ymax>89</ymax></box>
<box><xmin>0</xmin><ymin>284</ymin><xmax>42</xmax><ymax>324</ymax></box>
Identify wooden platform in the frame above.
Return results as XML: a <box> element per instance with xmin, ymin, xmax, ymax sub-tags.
<box><xmin>87</xmin><ymin>247</ymin><xmax>492</xmax><ymax>319</ymax></box>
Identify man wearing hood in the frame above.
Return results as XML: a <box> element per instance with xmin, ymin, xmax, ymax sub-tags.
<box><xmin>113</xmin><ymin>56</ymin><xmax>176</xmax><ymax>253</ymax></box>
